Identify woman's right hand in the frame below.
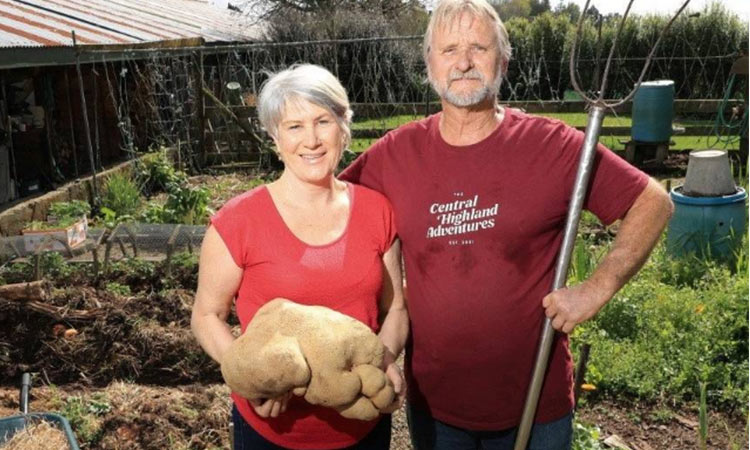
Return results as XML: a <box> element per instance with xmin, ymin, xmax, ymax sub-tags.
<box><xmin>249</xmin><ymin>392</ymin><xmax>293</xmax><ymax>418</ymax></box>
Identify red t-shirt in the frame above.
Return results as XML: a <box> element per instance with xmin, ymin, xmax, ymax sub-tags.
<box><xmin>340</xmin><ymin>109</ymin><xmax>649</xmax><ymax>430</ymax></box>
<box><xmin>211</xmin><ymin>182</ymin><xmax>396</xmax><ymax>449</ymax></box>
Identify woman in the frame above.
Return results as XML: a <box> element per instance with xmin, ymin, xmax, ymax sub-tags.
<box><xmin>191</xmin><ymin>64</ymin><xmax>408</xmax><ymax>450</ymax></box>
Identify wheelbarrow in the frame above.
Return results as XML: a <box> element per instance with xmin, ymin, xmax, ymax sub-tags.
<box><xmin>0</xmin><ymin>373</ymin><xmax>80</xmax><ymax>449</ymax></box>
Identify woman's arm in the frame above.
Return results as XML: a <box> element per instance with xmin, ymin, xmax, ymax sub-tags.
<box><xmin>191</xmin><ymin>225</ymin><xmax>243</xmax><ymax>364</ymax></box>
<box><xmin>377</xmin><ymin>239</ymin><xmax>409</xmax><ymax>411</ymax></box>
<box><xmin>192</xmin><ymin>225</ymin><xmax>290</xmax><ymax>418</ymax></box>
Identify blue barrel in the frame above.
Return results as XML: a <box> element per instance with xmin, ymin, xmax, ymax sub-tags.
<box><xmin>631</xmin><ymin>80</ymin><xmax>674</xmax><ymax>143</ymax></box>
<box><xmin>667</xmin><ymin>186</ymin><xmax>747</xmax><ymax>260</ymax></box>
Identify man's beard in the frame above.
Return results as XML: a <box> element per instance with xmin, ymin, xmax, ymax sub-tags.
<box><xmin>429</xmin><ymin>67</ymin><xmax>503</xmax><ymax>107</ymax></box>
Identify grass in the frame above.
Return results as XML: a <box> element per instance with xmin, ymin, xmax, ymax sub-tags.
<box><xmin>599</xmin><ymin>135</ymin><xmax>736</xmax><ymax>152</ymax></box>
<box><xmin>350</xmin><ymin>112</ymin><xmax>723</xmax><ymax>153</ymax></box>
<box><xmin>352</xmin><ymin>133</ymin><xmax>725</xmax><ymax>154</ymax></box>
<box><xmin>351</xmin><ymin>114</ymin><xmax>421</xmax><ymax>130</ymax></box>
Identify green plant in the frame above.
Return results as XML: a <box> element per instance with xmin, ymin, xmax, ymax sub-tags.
<box><xmin>59</xmin><ymin>395</ymin><xmax>106</xmax><ymax>445</ymax></box>
<box><xmin>136</xmin><ymin>150</ymin><xmax>187</xmax><ymax>196</ymax></box>
<box><xmin>139</xmin><ymin>201</ymin><xmax>167</xmax><ymax>224</ymax></box>
<box><xmin>170</xmin><ymin>251</ymin><xmax>198</xmax><ymax>271</ymax></box>
<box><xmin>24</xmin><ymin>200</ymin><xmax>90</xmax><ymax>231</ymax></box>
<box><xmin>699</xmin><ymin>381</ymin><xmax>708</xmax><ymax>450</ymax></box>
<box><xmin>572</xmin><ymin>420</ymin><xmax>605</xmax><ymax>450</ymax></box>
<box><xmin>162</xmin><ymin>184</ymin><xmax>211</xmax><ymax>225</ymax></box>
<box><xmin>584</xmin><ymin>236</ymin><xmax>749</xmax><ymax>410</ymax></box>
<box><xmin>102</xmin><ymin>172</ymin><xmax>142</xmax><ymax>218</ymax></box>
<box><xmin>38</xmin><ymin>252</ymin><xmax>73</xmax><ymax>280</ymax></box>
<box><xmin>105</xmin><ymin>281</ymin><xmax>131</xmax><ymax>296</ymax></box>
<box><xmin>108</xmin><ymin>258</ymin><xmax>156</xmax><ymax>281</ymax></box>
<box><xmin>49</xmin><ymin>200</ymin><xmax>90</xmax><ymax>221</ymax></box>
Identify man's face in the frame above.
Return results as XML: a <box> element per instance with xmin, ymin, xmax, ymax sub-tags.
<box><xmin>427</xmin><ymin>13</ymin><xmax>502</xmax><ymax>107</ymax></box>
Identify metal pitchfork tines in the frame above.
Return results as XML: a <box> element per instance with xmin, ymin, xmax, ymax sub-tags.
<box><xmin>513</xmin><ymin>1</ymin><xmax>690</xmax><ymax>449</ymax></box>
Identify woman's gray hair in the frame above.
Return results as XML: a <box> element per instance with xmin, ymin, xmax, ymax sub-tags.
<box><xmin>257</xmin><ymin>64</ymin><xmax>353</xmax><ymax>147</ymax></box>
<box><xmin>423</xmin><ymin>0</ymin><xmax>512</xmax><ymax>74</ymax></box>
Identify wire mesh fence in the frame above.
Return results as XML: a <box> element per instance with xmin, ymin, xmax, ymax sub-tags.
<box><xmin>0</xmin><ymin>224</ymin><xmax>206</xmax><ymax>279</ymax></box>
<box><xmin>77</xmin><ymin>25</ymin><xmax>745</xmax><ymax>172</ymax></box>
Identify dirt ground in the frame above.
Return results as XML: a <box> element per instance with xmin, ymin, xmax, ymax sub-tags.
<box><xmin>0</xmin><ymin>382</ymin><xmax>746</xmax><ymax>449</ymax></box>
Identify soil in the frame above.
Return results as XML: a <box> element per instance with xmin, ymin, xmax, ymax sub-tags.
<box><xmin>0</xmin><ymin>382</ymin><xmax>745</xmax><ymax>449</ymax></box>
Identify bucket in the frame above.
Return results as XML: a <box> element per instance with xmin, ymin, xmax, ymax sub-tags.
<box><xmin>667</xmin><ymin>187</ymin><xmax>747</xmax><ymax>259</ymax></box>
<box><xmin>631</xmin><ymin>80</ymin><xmax>674</xmax><ymax>143</ymax></box>
<box><xmin>682</xmin><ymin>150</ymin><xmax>736</xmax><ymax>197</ymax></box>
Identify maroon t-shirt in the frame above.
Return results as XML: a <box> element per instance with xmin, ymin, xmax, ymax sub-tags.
<box><xmin>340</xmin><ymin>109</ymin><xmax>648</xmax><ymax>430</ymax></box>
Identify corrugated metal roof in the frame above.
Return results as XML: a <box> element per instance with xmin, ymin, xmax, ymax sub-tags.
<box><xmin>0</xmin><ymin>0</ymin><xmax>261</xmax><ymax>48</ymax></box>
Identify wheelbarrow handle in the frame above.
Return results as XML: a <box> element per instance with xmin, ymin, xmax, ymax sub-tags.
<box><xmin>20</xmin><ymin>372</ymin><xmax>30</xmax><ymax>414</ymax></box>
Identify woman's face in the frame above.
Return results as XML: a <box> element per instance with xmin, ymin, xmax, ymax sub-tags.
<box><xmin>275</xmin><ymin>98</ymin><xmax>344</xmax><ymax>186</ymax></box>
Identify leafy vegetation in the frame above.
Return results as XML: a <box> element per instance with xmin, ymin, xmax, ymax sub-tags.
<box><xmin>102</xmin><ymin>172</ymin><xmax>142</xmax><ymax>220</ymax></box>
<box><xmin>135</xmin><ymin>151</ymin><xmax>188</xmax><ymax>197</ymax></box>
<box><xmin>24</xmin><ymin>200</ymin><xmax>91</xmax><ymax>230</ymax></box>
<box><xmin>49</xmin><ymin>200</ymin><xmax>91</xmax><ymax>221</ymax></box>
<box><xmin>572</xmin><ymin>420</ymin><xmax>605</xmax><ymax>450</ymax></box>
<box><xmin>572</xmin><ymin>235</ymin><xmax>749</xmax><ymax>412</ymax></box>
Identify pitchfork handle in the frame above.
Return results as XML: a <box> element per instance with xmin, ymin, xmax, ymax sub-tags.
<box><xmin>513</xmin><ymin>106</ymin><xmax>605</xmax><ymax>449</ymax></box>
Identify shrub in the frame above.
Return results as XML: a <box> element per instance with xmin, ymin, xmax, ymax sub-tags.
<box><xmin>102</xmin><ymin>173</ymin><xmax>141</xmax><ymax>219</ymax></box>
<box><xmin>162</xmin><ymin>185</ymin><xmax>211</xmax><ymax>225</ymax></box>
<box><xmin>135</xmin><ymin>151</ymin><xmax>187</xmax><ymax>197</ymax></box>
<box><xmin>578</xmin><ymin>238</ymin><xmax>749</xmax><ymax>411</ymax></box>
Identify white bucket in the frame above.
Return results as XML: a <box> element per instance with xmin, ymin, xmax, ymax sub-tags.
<box><xmin>682</xmin><ymin>150</ymin><xmax>737</xmax><ymax>197</ymax></box>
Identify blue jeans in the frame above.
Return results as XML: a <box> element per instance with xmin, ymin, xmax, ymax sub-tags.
<box><xmin>231</xmin><ymin>406</ymin><xmax>392</xmax><ymax>450</ymax></box>
<box><xmin>406</xmin><ymin>404</ymin><xmax>572</xmax><ymax>450</ymax></box>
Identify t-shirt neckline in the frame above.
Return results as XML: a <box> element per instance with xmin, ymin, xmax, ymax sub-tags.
<box><xmin>430</xmin><ymin>108</ymin><xmax>513</xmax><ymax>153</ymax></box>
<box><xmin>262</xmin><ymin>182</ymin><xmax>355</xmax><ymax>249</ymax></box>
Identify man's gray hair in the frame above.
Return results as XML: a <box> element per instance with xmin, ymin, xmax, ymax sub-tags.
<box><xmin>423</xmin><ymin>0</ymin><xmax>512</xmax><ymax>73</ymax></box>
<box><xmin>257</xmin><ymin>64</ymin><xmax>353</xmax><ymax>146</ymax></box>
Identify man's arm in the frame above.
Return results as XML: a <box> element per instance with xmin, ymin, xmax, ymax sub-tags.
<box><xmin>377</xmin><ymin>239</ymin><xmax>409</xmax><ymax>412</ymax></box>
<box><xmin>542</xmin><ymin>178</ymin><xmax>674</xmax><ymax>333</ymax></box>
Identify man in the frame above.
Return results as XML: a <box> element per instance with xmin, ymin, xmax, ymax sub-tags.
<box><xmin>340</xmin><ymin>0</ymin><xmax>673</xmax><ymax>448</ymax></box>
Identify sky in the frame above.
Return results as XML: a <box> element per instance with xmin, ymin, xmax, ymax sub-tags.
<box><xmin>558</xmin><ymin>0</ymin><xmax>749</xmax><ymax>22</ymax></box>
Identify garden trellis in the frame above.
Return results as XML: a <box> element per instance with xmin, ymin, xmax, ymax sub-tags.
<box><xmin>74</xmin><ymin>8</ymin><xmax>745</xmax><ymax>172</ymax></box>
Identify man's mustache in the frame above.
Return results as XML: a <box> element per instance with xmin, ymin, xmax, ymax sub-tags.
<box><xmin>449</xmin><ymin>70</ymin><xmax>485</xmax><ymax>82</ymax></box>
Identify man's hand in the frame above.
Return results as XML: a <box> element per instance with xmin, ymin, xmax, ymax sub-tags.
<box><xmin>380</xmin><ymin>362</ymin><xmax>406</xmax><ymax>414</ymax></box>
<box><xmin>542</xmin><ymin>281</ymin><xmax>608</xmax><ymax>334</ymax></box>
<box><xmin>249</xmin><ymin>392</ymin><xmax>293</xmax><ymax>418</ymax></box>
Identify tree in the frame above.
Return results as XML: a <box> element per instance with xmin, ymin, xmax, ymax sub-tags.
<box><xmin>529</xmin><ymin>0</ymin><xmax>550</xmax><ymax>17</ymax></box>
<box><xmin>494</xmin><ymin>0</ymin><xmax>532</xmax><ymax>20</ymax></box>
<box><xmin>236</xmin><ymin>0</ymin><xmax>421</xmax><ymax>21</ymax></box>
<box><xmin>553</xmin><ymin>1</ymin><xmax>581</xmax><ymax>23</ymax></box>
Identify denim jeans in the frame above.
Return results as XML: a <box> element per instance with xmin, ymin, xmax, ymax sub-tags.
<box><xmin>406</xmin><ymin>403</ymin><xmax>572</xmax><ymax>450</ymax></box>
<box><xmin>231</xmin><ymin>406</ymin><xmax>392</xmax><ymax>450</ymax></box>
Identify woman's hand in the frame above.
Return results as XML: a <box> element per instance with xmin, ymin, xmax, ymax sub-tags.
<box><xmin>380</xmin><ymin>362</ymin><xmax>406</xmax><ymax>414</ymax></box>
<box><xmin>249</xmin><ymin>392</ymin><xmax>293</xmax><ymax>418</ymax></box>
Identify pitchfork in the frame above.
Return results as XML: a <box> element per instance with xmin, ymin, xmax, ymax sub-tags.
<box><xmin>513</xmin><ymin>2</ymin><xmax>690</xmax><ymax>448</ymax></box>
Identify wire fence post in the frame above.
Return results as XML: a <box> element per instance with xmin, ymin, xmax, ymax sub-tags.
<box><xmin>72</xmin><ymin>30</ymin><xmax>99</xmax><ymax>205</ymax></box>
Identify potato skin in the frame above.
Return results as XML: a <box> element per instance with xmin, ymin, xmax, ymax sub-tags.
<box><xmin>220</xmin><ymin>298</ymin><xmax>394</xmax><ymax>420</ymax></box>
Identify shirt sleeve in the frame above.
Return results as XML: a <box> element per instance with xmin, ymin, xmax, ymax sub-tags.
<box><xmin>558</xmin><ymin>125</ymin><xmax>649</xmax><ymax>226</ymax></box>
<box><xmin>381</xmin><ymin>195</ymin><xmax>397</xmax><ymax>254</ymax></box>
<box><xmin>209</xmin><ymin>196</ymin><xmax>250</xmax><ymax>268</ymax></box>
<box><xmin>339</xmin><ymin>134</ymin><xmax>389</xmax><ymax>193</ymax></box>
